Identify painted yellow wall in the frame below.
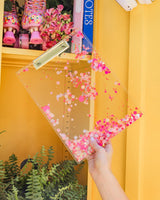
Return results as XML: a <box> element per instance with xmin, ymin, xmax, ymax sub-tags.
<box><xmin>88</xmin><ymin>0</ymin><xmax>130</xmax><ymax>199</ymax></box>
<box><xmin>126</xmin><ymin>1</ymin><xmax>160</xmax><ymax>200</ymax></box>
<box><xmin>0</xmin><ymin>65</ymin><xmax>64</xmax><ymax>163</ymax></box>
<box><xmin>88</xmin><ymin>0</ymin><xmax>160</xmax><ymax>200</ymax></box>
<box><xmin>95</xmin><ymin>0</ymin><xmax>129</xmax><ymax>186</ymax></box>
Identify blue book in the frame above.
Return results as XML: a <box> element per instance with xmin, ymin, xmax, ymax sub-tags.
<box><xmin>82</xmin><ymin>0</ymin><xmax>94</xmax><ymax>53</ymax></box>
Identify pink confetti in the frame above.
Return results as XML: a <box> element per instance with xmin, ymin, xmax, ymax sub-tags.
<box><xmin>113</xmin><ymin>88</ymin><xmax>118</xmax><ymax>93</ymax></box>
<box><xmin>64</xmin><ymin>66</ymin><xmax>68</xmax><ymax>70</ymax></box>
<box><xmin>23</xmin><ymin>68</ymin><xmax>29</xmax><ymax>72</ymax></box>
<box><xmin>115</xmin><ymin>81</ymin><xmax>120</xmax><ymax>86</ymax></box>
<box><xmin>76</xmin><ymin>31</ymin><xmax>84</xmax><ymax>38</ymax></box>
<box><xmin>79</xmin><ymin>96</ymin><xmax>85</xmax><ymax>102</ymax></box>
<box><xmin>109</xmin><ymin>95</ymin><xmax>113</xmax><ymax>101</ymax></box>
<box><xmin>67</xmin><ymin>71</ymin><xmax>98</xmax><ymax>104</ymax></box>
<box><xmin>90</xmin><ymin>52</ymin><xmax>111</xmax><ymax>75</ymax></box>
<box><xmin>57</xmin><ymin>128</ymin><xmax>61</xmax><ymax>133</ymax></box>
<box><xmin>60</xmin><ymin>111</ymin><xmax>143</xmax><ymax>162</ymax></box>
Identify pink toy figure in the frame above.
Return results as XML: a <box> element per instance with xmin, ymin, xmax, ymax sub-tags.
<box><xmin>22</xmin><ymin>0</ymin><xmax>46</xmax><ymax>44</ymax></box>
<box><xmin>3</xmin><ymin>0</ymin><xmax>20</xmax><ymax>45</ymax></box>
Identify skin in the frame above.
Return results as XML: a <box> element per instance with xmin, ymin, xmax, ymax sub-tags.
<box><xmin>87</xmin><ymin>138</ymin><xmax>129</xmax><ymax>200</ymax></box>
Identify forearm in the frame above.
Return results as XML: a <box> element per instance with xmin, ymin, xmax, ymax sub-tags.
<box><xmin>92</xmin><ymin>169</ymin><xmax>129</xmax><ymax>200</ymax></box>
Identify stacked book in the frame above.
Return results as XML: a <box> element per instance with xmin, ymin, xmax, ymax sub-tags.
<box><xmin>71</xmin><ymin>0</ymin><xmax>95</xmax><ymax>53</ymax></box>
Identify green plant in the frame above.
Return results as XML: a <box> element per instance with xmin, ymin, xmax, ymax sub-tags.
<box><xmin>4</xmin><ymin>154</ymin><xmax>20</xmax><ymax>183</ymax></box>
<box><xmin>25</xmin><ymin>169</ymin><xmax>43</xmax><ymax>200</ymax></box>
<box><xmin>0</xmin><ymin>130</ymin><xmax>6</xmax><ymax>135</ymax></box>
<box><xmin>46</xmin><ymin>0</ymin><xmax>73</xmax><ymax>15</ymax></box>
<box><xmin>4</xmin><ymin>0</ymin><xmax>13</xmax><ymax>12</ymax></box>
<box><xmin>0</xmin><ymin>146</ymin><xmax>87</xmax><ymax>200</ymax></box>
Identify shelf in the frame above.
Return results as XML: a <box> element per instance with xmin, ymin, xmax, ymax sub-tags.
<box><xmin>2</xmin><ymin>47</ymin><xmax>91</xmax><ymax>68</ymax></box>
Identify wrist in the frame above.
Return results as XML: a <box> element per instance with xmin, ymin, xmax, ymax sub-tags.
<box><xmin>91</xmin><ymin>167</ymin><xmax>112</xmax><ymax>182</ymax></box>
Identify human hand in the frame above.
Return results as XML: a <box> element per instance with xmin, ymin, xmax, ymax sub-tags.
<box><xmin>87</xmin><ymin>138</ymin><xmax>129</xmax><ymax>200</ymax></box>
<box><xmin>87</xmin><ymin>137</ymin><xmax>113</xmax><ymax>179</ymax></box>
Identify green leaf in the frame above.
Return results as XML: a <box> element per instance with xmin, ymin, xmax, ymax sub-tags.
<box><xmin>4</xmin><ymin>0</ymin><xmax>13</xmax><ymax>12</ymax></box>
<box><xmin>0</xmin><ymin>130</ymin><xmax>6</xmax><ymax>134</ymax></box>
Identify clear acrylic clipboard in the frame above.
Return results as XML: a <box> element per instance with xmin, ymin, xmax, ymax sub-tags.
<box><xmin>17</xmin><ymin>32</ymin><xmax>143</xmax><ymax>163</ymax></box>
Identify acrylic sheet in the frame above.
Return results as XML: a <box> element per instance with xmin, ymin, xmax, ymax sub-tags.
<box><xmin>17</xmin><ymin>33</ymin><xmax>143</xmax><ymax>163</ymax></box>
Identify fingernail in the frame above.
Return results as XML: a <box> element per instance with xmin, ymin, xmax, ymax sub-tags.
<box><xmin>90</xmin><ymin>137</ymin><xmax>94</xmax><ymax>142</ymax></box>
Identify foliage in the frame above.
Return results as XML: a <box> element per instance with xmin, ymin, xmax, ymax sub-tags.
<box><xmin>39</xmin><ymin>5</ymin><xmax>74</xmax><ymax>50</ymax></box>
<box><xmin>0</xmin><ymin>146</ymin><xmax>87</xmax><ymax>200</ymax></box>
<box><xmin>4</xmin><ymin>154</ymin><xmax>20</xmax><ymax>183</ymax></box>
<box><xmin>0</xmin><ymin>130</ymin><xmax>6</xmax><ymax>135</ymax></box>
<box><xmin>25</xmin><ymin>169</ymin><xmax>43</xmax><ymax>200</ymax></box>
<box><xmin>46</xmin><ymin>0</ymin><xmax>73</xmax><ymax>15</ymax></box>
<box><xmin>4</xmin><ymin>0</ymin><xmax>13</xmax><ymax>12</ymax></box>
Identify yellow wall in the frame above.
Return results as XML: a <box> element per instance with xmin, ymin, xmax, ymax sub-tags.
<box><xmin>126</xmin><ymin>1</ymin><xmax>160</xmax><ymax>200</ymax></box>
<box><xmin>88</xmin><ymin>0</ymin><xmax>130</xmax><ymax>199</ymax></box>
<box><xmin>0</xmin><ymin>65</ymin><xmax>64</xmax><ymax>163</ymax></box>
<box><xmin>95</xmin><ymin>0</ymin><xmax>129</xmax><ymax>187</ymax></box>
<box><xmin>88</xmin><ymin>0</ymin><xmax>160</xmax><ymax>200</ymax></box>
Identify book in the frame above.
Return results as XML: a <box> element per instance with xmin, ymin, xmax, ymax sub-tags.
<box><xmin>71</xmin><ymin>0</ymin><xmax>84</xmax><ymax>53</ymax></box>
<box><xmin>82</xmin><ymin>0</ymin><xmax>94</xmax><ymax>52</ymax></box>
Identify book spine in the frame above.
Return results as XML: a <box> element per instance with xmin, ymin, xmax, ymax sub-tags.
<box><xmin>71</xmin><ymin>0</ymin><xmax>84</xmax><ymax>53</ymax></box>
<box><xmin>82</xmin><ymin>0</ymin><xmax>94</xmax><ymax>52</ymax></box>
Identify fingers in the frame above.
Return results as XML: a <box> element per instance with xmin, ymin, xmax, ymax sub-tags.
<box><xmin>86</xmin><ymin>153</ymin><xmax>95</xmax><ymax>161</ymax></box>
<box><xmin>89</xmin><ymin>137</ymin><xmax>102</xmax><ymax>152</ymax></box>
<box><xmin>105</xmin><ymin>141</ymin><xmax>113</xmax><ymax>155</ymax></box>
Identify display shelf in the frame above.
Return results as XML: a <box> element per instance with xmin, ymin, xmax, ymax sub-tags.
<box><xmin>2</xmin><ymin>47</ymin><xmax>91</xmax><ymax>68</ymax></box>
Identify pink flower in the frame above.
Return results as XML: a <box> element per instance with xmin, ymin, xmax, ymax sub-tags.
<box><xmin>62</xmin><ymin>14</ymin><xmax>70</xmax><ymax>21</ymax></box>
<box><xmin>39</xmin><ymin>5</ymin><xmax>74</xmax><ymax>50</ymax></box>
<box><xmin>57</xmin><ymin>4</ymin><xmax>64</xmax><ymax>12</ymax></box>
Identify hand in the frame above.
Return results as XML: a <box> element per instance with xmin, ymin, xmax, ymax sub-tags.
<box><xmin>87</xmin><ymin>138</ymin><xmax>129</xmax><ymax>200</ymax></box>
<box><xmin>87</xmin><ymin>137</ymin><xmax>113</xmax><ymax>179</ymax></box>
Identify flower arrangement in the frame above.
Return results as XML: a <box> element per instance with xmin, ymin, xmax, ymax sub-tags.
<box><xmin>39</xmin><ymin>5</ymin><xmax>74</xmax><ymax>50</ymax></box>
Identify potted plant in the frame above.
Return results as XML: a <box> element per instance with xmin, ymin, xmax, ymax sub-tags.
<box><xmin>0</xmin><ymin>146</ymin><xmax>87</xmax><ymax>200</ymax></box>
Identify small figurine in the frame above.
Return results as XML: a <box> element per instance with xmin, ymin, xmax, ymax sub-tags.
<box><xmin>3</xmin><ymin>0</ymin><xmax>20</xmax><ymax>45</ymax></box>
<box><xmin>21</xmin><ymin>0</ymin><xmax>46</xmax><ymax>44</ymax></box>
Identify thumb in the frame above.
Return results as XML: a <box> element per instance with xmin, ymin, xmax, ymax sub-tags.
<box><xmin>89</xmin><ymin>137</ymin><xmax>102</xmax><ymax>152</ymax></box>
<box><xmin>105</xmin><ymin>142</ymin><xmax>113</xmax><ymax>155</ymax></box>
